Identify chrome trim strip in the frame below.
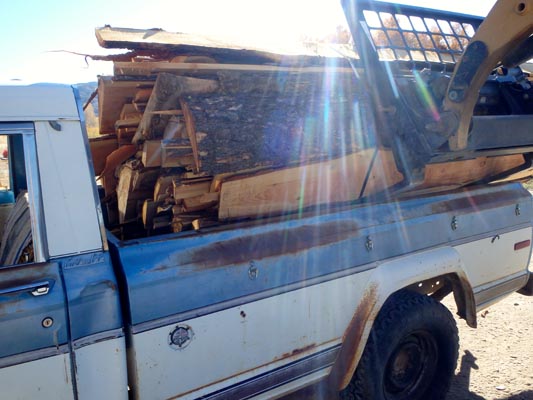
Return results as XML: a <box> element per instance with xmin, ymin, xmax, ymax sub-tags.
<box><xmin>72</xmin><ymin>328</ymin><xmax>124</xmax><ymax>350</ymax></box>
<box><xmin>23</xmin><ymin>132</ymin><xmax>48</xmax><ymax>263</ymax></box>
<box><xmin>474</xmin><ymin>272</ymin><xmax>529</xmax><ymax>307</ymax></box>
<box><xmin>202</xmin><ymin>345</ymin><xmax>340</xmax><ymax>400</ymax></box>
<box><xmin>0</xmin><ymin>123</ymin><xmax>34</xmax><ymax>133</ymax></box>
<box><xmin>0</xmin><ymin>344</ymin><xmax>69</xmax><ymax>369</ymax></box>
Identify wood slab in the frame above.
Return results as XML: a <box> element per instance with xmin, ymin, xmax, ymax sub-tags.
<box><xmin>89</xmin><ymin>135</ymin><xmax>118</xmax><ymax>176</ymax></box>
<box><xmin>421</xmin><ymin>154</ymin><xmax>525</xmax><ymax>188</ymax></box>
<box><xmin>96</xmin><ymin>26</ymin><xmax>339</xmax><ymax>65</ymax></box>
<box><xmin>114</xmin><ymin>61</ymin><xmax>354</xmax><ymax>77</ymax></box>
<box><xmin>98</xmin><ymin>77</ymin><xmax>154</xmax><ymax>134</ymax></box>
<box><xmin>218</xmin><ymin>149</ymin><xmax>380</xmax><ymax>220</ymax></box>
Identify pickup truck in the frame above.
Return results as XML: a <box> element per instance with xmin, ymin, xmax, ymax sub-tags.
<box><xmin>2</xmin><ymin>1</ymin><xmax>533</xmax><ymax>400</ymax></box>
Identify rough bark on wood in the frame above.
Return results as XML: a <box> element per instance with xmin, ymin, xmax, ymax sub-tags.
<box><xmin>184</xmin><ymin>68</ymin><xmax>373</xmax><ymax>175</ymax></box>
<box><xmin>132</xmin><ymin>73</ymin><xmax>219</xmax><ymax>144</ymax></box>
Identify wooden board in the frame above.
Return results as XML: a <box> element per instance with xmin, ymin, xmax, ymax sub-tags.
<box><xmin>119</xmin><ymin>103</ymin><xmax>139</xmax><ymax>120</ymax></box>
<box><xmin>96</xmin><ymin>26</ymin><xmax>340</xmax><ymax>65</ymax></box>
<box><xmin>114</xmin><ymin>61</ymin><xmax>354</xmax><ymax>77</ymax></box>
<box><xmin>117</xmin><ymin>165</ymin><xmax>152</xmax><ymax>224</ymax></box>
<box><xmin>173</xmin><ymin>180</ymin><xmax>211</xmax><ymax>201</ymax></box>
<box><xmin>100</xmin><ymin>145</ymin><xmax>137</xmax><ymax>195</ymax></box>
<box><xmin>218</xmin><ymin>149</ymin><xmax>379</xmax><ymax>220</ymax></box>
<box><xmin>421</xmin><ymin>154</ymin><xmax>525</xmax><ymax>188</ymax></box>
<box><xmin>362</xmin><ymin>149</ymin><xmax>405</xmax><ymax>196</ymax></box>
<box><xmin>161</xmin><ymin>140</ymin><xmax>194</xmax><ymax>168</ymax></box>
<box><xmin>142</xmin><ymin>140</ymin><xmax>162</xmax><ymax>168</ymax></box>
<box><xmin>89</xmin><ymin>135</ymin><xmax>118</xmax><ymax>176</ymax></box>
<box><xmin>98</xmin><ymin>77</ymin><xmax>154</xmax><ymax>134</ymax></box>
<box><xmin>183</xmin><ymin>67</ymin><xmax>368</xmax><ymax>175</ymax></box>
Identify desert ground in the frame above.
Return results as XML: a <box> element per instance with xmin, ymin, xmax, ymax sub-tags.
<box><xmin>445</xmin><ymin>291</ymin><xmax>533</xmax><ymax>400</ymax></box>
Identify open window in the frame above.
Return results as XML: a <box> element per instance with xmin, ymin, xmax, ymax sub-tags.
<box><xmin>0</xmin><ymin>123</ymin><xmax>44</xmax><ymax>266</ymax></box>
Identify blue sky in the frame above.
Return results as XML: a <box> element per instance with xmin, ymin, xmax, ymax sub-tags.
<box><xmin>0</xmin><ymin>0</ymin><xmax>496</xmax><ymax>84</ymax></box>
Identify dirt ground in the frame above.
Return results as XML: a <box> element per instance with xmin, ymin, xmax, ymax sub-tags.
<box><xmin>284</xmin><ymin>290</ymin><xmax>533</xmax><ymax>400</ymax></box>
<box><xmin>445</xmin><ymin>291</ymin><xmax>533</xmax><ymax>400</ymax></box>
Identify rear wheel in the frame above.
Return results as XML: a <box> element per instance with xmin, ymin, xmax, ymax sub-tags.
<box><xmin>340</xmin><ymin>290</ymin><xmax>459</xmax><ymax>400</ymax></box>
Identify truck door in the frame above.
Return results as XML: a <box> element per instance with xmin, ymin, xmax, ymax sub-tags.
<box><xmin>0</xmin><ymin>123</ymin><xmax>73</xmax><ymax>399</ymax></box>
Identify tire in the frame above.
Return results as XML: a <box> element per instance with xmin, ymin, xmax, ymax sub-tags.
<box><xmin>340</xmin><ymin>290</ymin><xmax>459</xmax><ymax>400</ymax></box>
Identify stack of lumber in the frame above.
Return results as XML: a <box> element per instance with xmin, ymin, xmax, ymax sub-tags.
<box><xmin>90</xmin><ymin>26</ymin><xmax>529</xmax><ymax>235</ymax></box>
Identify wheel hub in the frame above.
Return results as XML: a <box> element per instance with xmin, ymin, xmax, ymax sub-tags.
<box><xmin>384</xmin><ymin>331</ymin><xmax>438</xmax><ymax>399</ymax></box>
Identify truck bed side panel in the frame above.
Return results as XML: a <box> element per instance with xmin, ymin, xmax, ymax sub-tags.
<box><xmin>110</xmin><ymin>183</ymin><xmax>532</xmax><ymax>399</ymax></box>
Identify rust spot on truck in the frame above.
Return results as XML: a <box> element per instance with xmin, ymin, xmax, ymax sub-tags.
<box><xmin>328</xmin><ymin>283</ymin><xmax>378</xmax><ymax>391</ymax></box>
<box><xmin>164</xmin><ymin>220</ymin><xmax>359</xmax><ymax>271</ymax></box>
<box><xmin>281</xmin><ymin>343</ymin><xmax>317</xmax><ymax>359</ymax></box>
<box><xmin>430</xmin><ymin>189</ymin><xmax>520</xmax><ymax>214</ymax></box>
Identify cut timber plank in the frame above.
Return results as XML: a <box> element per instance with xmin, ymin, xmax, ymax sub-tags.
<box><xmin>132</xmin><ymin>73</ymin><xmax>219</xmax><ymax>144</ymax></box>
<box><xmin>100</xmin><ymin>145</ymin><xmax>137</xmax><ymax>196</ymax></box>
<box><xmin>115</xmin><ymin>117</ymin><xmax>141</xmax><ymax>129</ymax></box>
<box><xmin>119</xmin><ymin>103</ymin><xmax>139</xmax><ymax>120</ymax></box>
<box><xmin>218</xmin><ymin>149</ymin><xmax>379</xmax><ymax>220</ymax></box>
<box><xmin>134</xmin><ymin>88</ymin><xmax>152</xmax><ymax>103</ymax></box>
<box><xmin>132</xmin><ymin>168</ymin><xmax>160</xmax><ymax>191</ymax></box>
<box><xmin>96</xmin><ymin>26</ymin><xmax>337</xmax><ymax>65</ymax></box>
<box><xmin>362</xmin><ymin>149</ymin><xmax>404</xmax><ymax>197</ymax></box>
<box><xmin>161</xmin><ymin>140</ymin><xmax>194</xmax><ymax>168</ymax></box>
<box><xmin>154</xmin><ymin>174</ymin><xmax>180</xmax><ymax>202</ymax></box>
<box><xmin>114</xmin><ymin>61</ymin><xmax>355</xmax><ymax>77</ymax></box>
<box><xmin>420</xmin><ymin>154</ymin><xmax>525</xmax><ymax>188</ymax></box>
<box><xmin>179</xmin><ymin>192</ymin><xmax>220</xmax><ymax>212</ymax></box>
<box><xmin>142</xmin><ymin>199</ymin><xmax>161</xmax><ymax>229</ymax></box>
<box><xmin>142</xmin><ymin>140</ymin><xmax>162</xmax><ymax>168</ymax></box>
<box><xmin>179</xmin><ymin>98</ymin><xmax>200</xmax><ymax>173</ymax></box>
<box><xmin>149</xmin><ymin>109</ymin><xmax>183</xmax><ymax>116</ymax></box>
<box><xmin>173</xmin><ymin>180</ymin><xmax>211</xmax><ymax>201</ymax></box>
<box><xmin>89</xmin><ymin>135</ymin><xmax>118</xmax><ymax>176</ymax></box>
<box><xmin>116</xmin><ymin>165</ymin><xmax>134</xmax><ymax>224</ymax></box>
<box><xmin>163</xmin><ymin>116</ymin><xmax>186</xmax><ymax>140</ymax></box>
<box><xmin>153</xmin><ymin>215</ymin><xmax>172</xmax><ymax>230</ymax></box>
<box><xmin>192</xmin><ymin>218</ymin><xmax>219</xmax><ymax>231</ymax></box>
<box><xmin>98</xmin><ymin>76</ymin><xmax>153</xmax><ymax>134</ymax></box>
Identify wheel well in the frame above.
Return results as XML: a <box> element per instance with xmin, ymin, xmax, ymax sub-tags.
<box><xmin>406</xmin><ymin>273</ymin><xmax>477</xmax><ymax>328</ymax></box>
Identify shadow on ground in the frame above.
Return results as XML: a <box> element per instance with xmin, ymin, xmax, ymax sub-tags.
<box><xmin>447</xmin><ymin>350</ymin><xmax>533</xmax><ymax>400</ymax></box>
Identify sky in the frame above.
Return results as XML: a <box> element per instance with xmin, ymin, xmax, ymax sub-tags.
<box><xmin>0</xmin><ymin>0</ymin><xmax>497</xmax><ymax>85</ymax></box>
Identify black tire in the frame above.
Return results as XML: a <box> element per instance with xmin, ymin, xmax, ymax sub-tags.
<box><xmin>340</xmin><ymin>290</ymin><xmax>459</xmax><ymax>400</ymax></box>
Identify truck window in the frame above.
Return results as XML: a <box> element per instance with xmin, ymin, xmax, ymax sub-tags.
<box><xmin>0</xmin><ymin>130</ymin><xmax>37</xmax><ymax>267</ymax></box>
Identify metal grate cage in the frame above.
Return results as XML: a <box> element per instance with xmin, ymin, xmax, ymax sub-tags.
<box><xmin>357</xmin><ymin>1</ymin><xmax>483</xmax><ymax>64</ymax></box>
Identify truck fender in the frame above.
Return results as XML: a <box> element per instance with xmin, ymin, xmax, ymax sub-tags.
<box><xmin>328</xmin><ymin>246</ymin><xmax>475</xmax><ymax>391</ymax></box>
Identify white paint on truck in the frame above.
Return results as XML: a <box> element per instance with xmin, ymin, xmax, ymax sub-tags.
<box><xmin>0</xmin><ymin>353</ymin><xmax>74</xmax><ymax>399</ymax></box>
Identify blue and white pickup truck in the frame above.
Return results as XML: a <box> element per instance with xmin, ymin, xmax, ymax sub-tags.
<box><xmin>2</xmin><ymin>1</ymin><xmax>533</xmax><ymax>399</ymax></box>
<box><xmin>0</xmin><ymin>84</ymin><xmax>531</xmax><ymax>400</ymax></box>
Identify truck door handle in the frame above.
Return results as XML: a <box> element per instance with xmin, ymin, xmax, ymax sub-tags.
<box><xmin>0</xmin><ymin>280</ymin><xmax>53</xmax><ymax>297</ymax></box>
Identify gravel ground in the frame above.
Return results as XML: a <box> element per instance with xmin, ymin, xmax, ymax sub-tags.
<box><xmin>445</xmin><ymin>291</ymin><xmax>533</xmax><ymax>400</ymax></box>
<box><xmin>284</xmin><ymin>290</ymin><xmax>533</xmax><ymax>400</ymax></box>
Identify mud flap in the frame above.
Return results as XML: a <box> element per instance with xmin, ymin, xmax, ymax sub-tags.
<box><xmin>518</xmin><ymin>272</ymin><xmax>533</xmax><ymax>296</ymax></box>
